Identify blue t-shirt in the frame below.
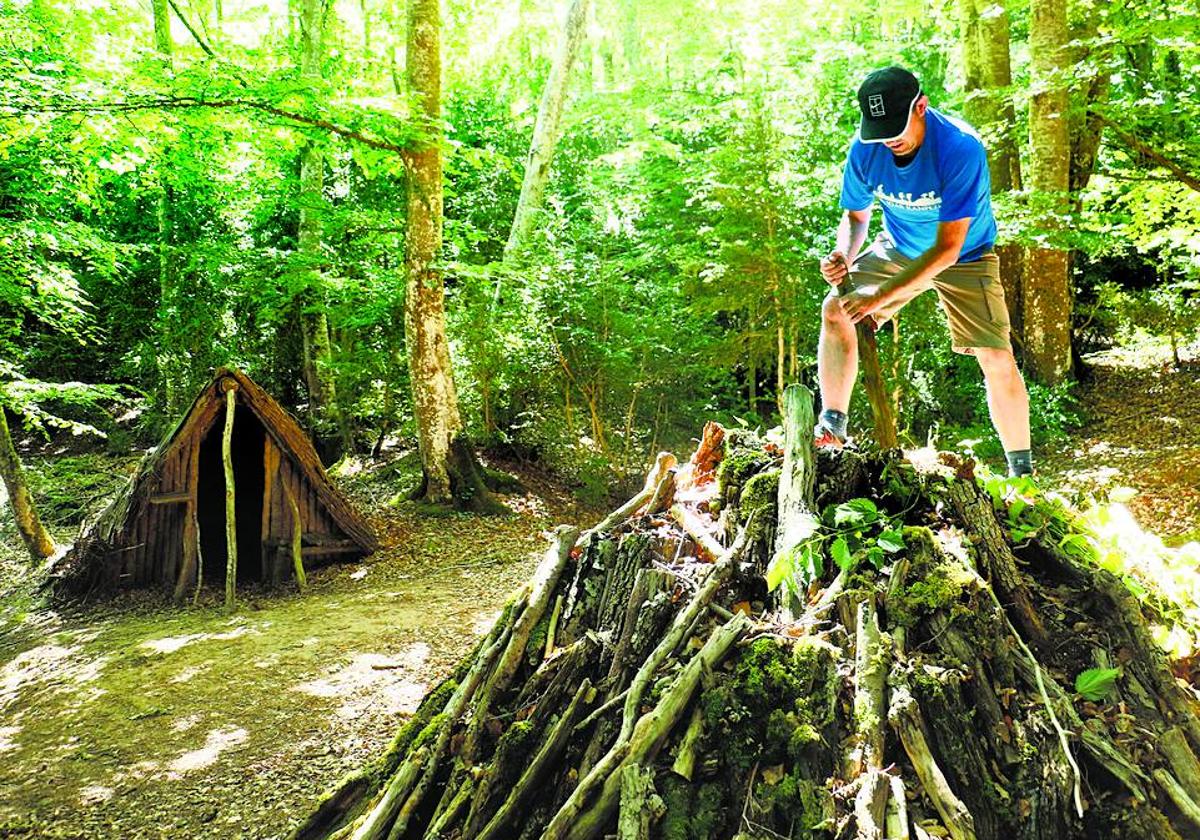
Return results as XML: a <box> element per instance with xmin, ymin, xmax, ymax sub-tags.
<box><xmin>839</xmin><ymin>107</ymin><xmax>997</xmax><ymax>263</ymax></box>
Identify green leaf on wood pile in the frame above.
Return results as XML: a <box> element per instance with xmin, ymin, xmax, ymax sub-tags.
<box><xmin>1075</xmin><ymin>667</ymin><xmax>1121</xmax><ymax>701</ymax></box>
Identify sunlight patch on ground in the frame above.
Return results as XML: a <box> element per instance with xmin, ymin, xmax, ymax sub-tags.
<box><xmin>293</xmin><ymin>646</ymin><xmax>430</xmax><ymax>719</ymax></box>
<box><xmin>170</xmin><ymin>664</ymin><xmax>209</xmax><ymax>683</ymax></box>
<box><xmin>139</xmin><ymin>626</ymin><xmax>255</xmax><ymax>655</ymax></box>
<box><xmin>171</xmin><ymin>713</ymin><xmax>202</xmax><ymax>733</ymax></box>
<box><xmin>0</xmin><ymin>644</ymin><xmax>107</xmax><ymax>713</ymax></box>
<box><xmin>112</xmin><ymin>759</ymin><xmax>161</xmax><ymax>787</ymax></box>
<box><xmin>0</xmin><ymin>725</ymin><xmax>19</xmax><ymax>753</ymax></box>
<box><xmin>471</xmin><ymin>609</ymin><xmax>502</xmax><ymax>636</ymax></box>
<box><xmin>79</xmin><ymin>784</ymin><xmax>114</xmax><ymax>805</ymax></box>
<box><xmin>167</xmin><ymin>726</ymin><xmax>248</xmax><ymax>777</ymax></box>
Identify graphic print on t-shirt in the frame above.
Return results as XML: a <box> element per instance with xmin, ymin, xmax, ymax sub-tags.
<box><xmin>873</xmin><ymin>188</ymin><xmax>940</xmax><ymax>211</ymax></box>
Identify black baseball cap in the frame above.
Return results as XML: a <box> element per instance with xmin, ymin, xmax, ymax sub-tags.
<box><xmin>856</xmin><ymin>66</ymin><xmax>922</xmax><ymax>143</ymax></box>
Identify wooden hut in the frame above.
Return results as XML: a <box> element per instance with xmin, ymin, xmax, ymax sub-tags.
<box><xmin>57</xmin><ymin>368</ymin><xmax>377</xmax><ymax>598</ymax></box>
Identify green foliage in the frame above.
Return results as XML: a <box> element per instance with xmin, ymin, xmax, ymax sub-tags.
<box><xmin>3</xmin><ymin>0</ymin><xmax>1197</xmax><ymax>502</ymax></box>
<box><xmin>1075</xmin><ymin>667</ymin><xmax>1122</xmax><ymax>702</ymax></box>
<box><xmin>982</xmin><ymin>468</ymin><xmax>1200</xmax><ymax>658</ymax></box>
<box><xmin>768</xmin><ymin>496</ymin><xmax>907</xmax><ymax>595</ymax></box>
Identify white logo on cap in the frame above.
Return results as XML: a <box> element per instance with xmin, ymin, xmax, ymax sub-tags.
<box><xmin>869</xmin><ymin>94</ymin><xmax>885</xmax><ymax>117</ymax></box>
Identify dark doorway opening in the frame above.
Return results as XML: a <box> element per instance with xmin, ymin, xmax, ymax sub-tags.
<box><xmin>197</xmin><ymin>403</ymin><xmax>267</xmax><ymax>587</ymax></box>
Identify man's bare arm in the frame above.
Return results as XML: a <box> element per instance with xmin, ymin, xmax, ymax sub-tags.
<box><xmin>820</xmin><ymin>208</ymin><xmax>873</xmax><ymax>286</ymax></box>
<box><xmin>837</xmin><ymin>208</ymin><xmax>873</xmax><ymax>265</ymax></box>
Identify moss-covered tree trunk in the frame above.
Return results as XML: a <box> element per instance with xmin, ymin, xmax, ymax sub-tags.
<box><xmin>293</xmin><ymin>386</ymin><xmax>1200</xmax><ymax>840</ymax></box>
<box><xmin>402</xmin><ymin>0</ymin><xmax>503</xmax><ymax>514</ymax></box>
<box><xmin>295</xmin><ymin>0</ymin><xmax>351</xmax><ymax>460</ymax></box>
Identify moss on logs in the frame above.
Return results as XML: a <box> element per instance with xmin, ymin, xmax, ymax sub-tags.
<box><xmin>292</xmin><ymin>396</ymin><xmax>1200</xmax><ymax>840</ymax></box>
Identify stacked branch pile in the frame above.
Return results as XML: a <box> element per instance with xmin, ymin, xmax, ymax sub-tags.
<box><xmin>294</xmin><ymin>385</ymin><xmax>1200</xmax><ymax>840</ymax></box>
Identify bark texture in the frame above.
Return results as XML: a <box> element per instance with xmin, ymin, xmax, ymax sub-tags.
<box><xmin>403</xmin><ymin>0</ymin><xmax>502</xmax><ymax>513</ymax></box>
<box><xmin>296</xmin><ymin>0</ymin><xmax>349</xmax><ymax>458</ymax></box>
<box><xmin>0</xmin><ymin>408</ymin><xmax>56</xmax><ymax>562</ymax></box>
<box><xmin>221</xmin><ymin>383</ymin><xmax>238</xmax><ymax>610</ymax></box>
<box><xmin>958</xmin><ymin>0</ymin><xmax>1024</xmax><ymax>343</ymax></box>
<box><xmin>293</xmin><ymin>387</ymin><xmax>1200</xmax><ymax>839</ymax></box>
<box><xmin>1024</xmin><ymin>0</ymin><xmax>1073</xmax><ymax>385</ymax></box>
<box><xmin>151</xmin><ymin>0</ymin><xmax>182</xmax><ymax>415</ymax></box>
<box><xmin>504</xmin><ymin>0</ymin><xmax>591</xmax><ymax>257</ymax></box>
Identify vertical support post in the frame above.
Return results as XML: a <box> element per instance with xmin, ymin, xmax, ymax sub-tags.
<box><xmin>283</xmin><ymin>480</ymin><xmax>306</xmax><ymax>592</ymax></box>
<box><xmin>221</xmin><ymin>379</ymin><xmax>238</xmax><ymax>611</ymax></box>
<box><xmin>261</xmin><ymin>438</ymin><xmax>279</xmax><ymax>581</ymax></box>
<box><xmin>173</xmin><ymin>439</ymin><xmax>203</xmax><ymax>603</ymax></box>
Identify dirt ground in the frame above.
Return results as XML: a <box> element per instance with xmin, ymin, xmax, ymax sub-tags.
<box><xmin>1040</xmin><ymin>341</ymin><xmax>1200</xmax><ymax>543</ymax></box>
<box><xmin>0</xmin><ymin>457</ymin><xmax>602</xmax><ymax>839</ymax></box>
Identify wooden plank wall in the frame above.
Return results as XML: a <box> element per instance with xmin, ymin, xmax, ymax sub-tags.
<box><xmin>110</xmin><ymin>397</ymin><xmax>358</xmax><ymax>593</ymax></box>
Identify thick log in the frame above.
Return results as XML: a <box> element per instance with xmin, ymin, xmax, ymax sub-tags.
<box><xmin>774</xmin><ymin>384</ymin><xmax>820</xmax><ymax>602</ymax></box>
<box><xmin>945</xmin><ymin>476</ymin><xmax>1045</xmax><ymax>644</ymax></box>
<box><xmin>617</xmin><ymin>764</ymin><xmax>660</xmax><ymax>840</ymax></box>
<box><xmin>889</xmin><ymin>668</ymin><xmax>977</xmax><ymax>840</ymax></box>
<box><xmin>852</xmin><ymin>599</ymin><xmax>890</xmax><ymax>839</ymax></box>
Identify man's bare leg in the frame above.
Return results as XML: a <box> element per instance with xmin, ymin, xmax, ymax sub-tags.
<box><xmin>974</xmin><ymin>347</ymin><xmax>1031</xmax><ymax>454</ymax></box>
<box><xmin>817</xmin><ymin>292</ymin><xmax>858</xmax><ymax>434</ymax></box>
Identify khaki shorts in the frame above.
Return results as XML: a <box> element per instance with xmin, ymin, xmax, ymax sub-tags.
<box><xmin>840</xmin><ymin>235</ymin><xmax>1012</xmax><ymax>355</ymax></box>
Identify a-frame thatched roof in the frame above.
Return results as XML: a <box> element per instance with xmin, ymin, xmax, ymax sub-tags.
<box><xmin>55</xmin><ymin>368</ymin><xmax>378</xmax><ymax>596</ymax></box>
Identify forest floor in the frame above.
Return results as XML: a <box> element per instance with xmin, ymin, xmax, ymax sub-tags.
<box><xmin>0</xmin><ymin>453</ymin><xmax>604</xmax><ymax>839</ymax></box>
<box><xmin>1039</xmin><ymin>338</ymin><xmax>1200</xmax><ymax>543</ymax></box>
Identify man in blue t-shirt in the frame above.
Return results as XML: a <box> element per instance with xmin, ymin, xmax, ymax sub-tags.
<box><xmin>814</xmin><ymin>65</ymin><xmax>1033</xmax><ymax>478</ymax></box>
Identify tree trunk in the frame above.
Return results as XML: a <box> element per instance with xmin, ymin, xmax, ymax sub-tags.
<box><xmin>1024</xmin><ymin>0</ymin><xmax>1073</xmax><ymax>385</ymax></box>
<box><xmin>1067</xmin><ymin>4</ymin><xmax>1110</xmax><ymax>206</ymax></box>
<box><xmin>150</xmin><ymin>0</ymin><xmax>183</xmax><ymax>416</ymax></box>
<box><xmin>959</xmin><ymin>0</ymin><xmax>1020</xmax><ymax>193</ymax></box>
<box><xmin>403</xmin><ymin>0</ymin><xmax>503</xmax><ymax>514</ymax></box>
<box><xmin>296</xmin><ymin>0</ymin><xmax>351</xmax><ymax>460</ymax></box>
<box><xmin>0</xmin><ymin>407</ymin><xmax>56</xmax><ymax>562</ymax></box>
<box><xmin>295</xmin><ymin>392</ymin><xmax>1200</xmax><ymax>839</ymax></box>
<box><xmin>959</xmin><ymin>0</ymin><xmax>1024</xmax><ymax>343</ymax></box>
<box><xmin>504</xmin><ymin>0</ymin><xmax>591</xmax><ymax>258</ymax></box>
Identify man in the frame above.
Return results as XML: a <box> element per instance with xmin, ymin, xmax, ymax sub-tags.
<box><xmin>814</xmin><ymin>65</ymin><xmax>1033</xmax><ymax>478</ymax></box>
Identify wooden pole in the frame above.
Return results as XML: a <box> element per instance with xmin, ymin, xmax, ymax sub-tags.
<box><xmin>283</xmin><ymin>480</ymin><xmax>306</xmax><ymax>592</ymax></box>
<box><xmin>837</xmin><ymin>285</ymin><xmax>898</xmax><ymax>448</ymax></box>
<box><xmin>173</xmin><ymin>441</ymin><xmax>202</xmax><ymax>602</ymax></box>
<box><xmin>221</xmin><ymin>380</ymin><xmax>238</xmax><ymax>610</ymax></box>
